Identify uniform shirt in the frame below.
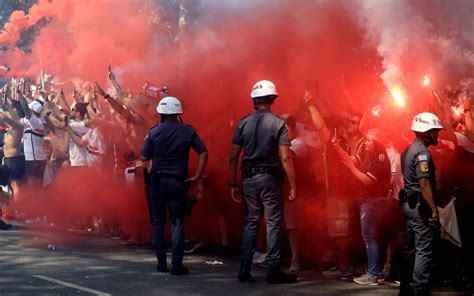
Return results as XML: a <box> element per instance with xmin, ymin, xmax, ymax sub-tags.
<box><xmin>69</xmin><ymin>121</ymin><xmax>89</xmax><ymax>167</ymax></box>
<box><xmin>232</xmin><ymin>109</ymin><xmax>290</xmax><ymax>167</ymax></box>
<box><xmin>401</xmin><ymin>138</ymin><xmax>436</xmax><ymax>193</ymax></box>
<box><xmin>358</xmin><ymin>148</ymin><xmax>391</xmax><ymax>198</ymax></box>
<box><xmin>81</xmin><ymin>127</ymin><xmax>106</xmax><ymax>168</ymax></box>
<box><xmin>20</xmin><ymin>114</ymin><xmax>47</xmax><ymax>161</ymax></box>
<box><xmin>141</xmin><ymin>120</ymin><xmax>207</xmax><ymax>176</ymax></box>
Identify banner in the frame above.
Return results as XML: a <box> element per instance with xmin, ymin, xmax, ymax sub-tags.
<box><xmin>142</xmin><ymin>81</ymin><xmax>161</xmax><ymax>100</ymax></box>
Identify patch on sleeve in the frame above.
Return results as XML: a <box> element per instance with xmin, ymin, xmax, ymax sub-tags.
<box><xmin>420</xmin><ymin>161</ymin><xmax>429</xmax><ymax>173</ymax></box>
<box><xmin>418</xmin><ymin>154</ymin><xmax>428</xmax><ymax>161</ymax></box>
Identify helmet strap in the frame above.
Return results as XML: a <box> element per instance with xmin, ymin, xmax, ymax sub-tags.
<box><xmin>160</xmin><ymin>114</ymin><xmax>180</xmax><ymax>123</ymax></box>
<box><xmin>253</xmin><ymin>96</ymin><xmax>275</xmax><ymax>110</ymax></box>
<box><xmin>415</xmin><ymin>130</ymin><xmax>439</xmax><ymax>147</ymax></box>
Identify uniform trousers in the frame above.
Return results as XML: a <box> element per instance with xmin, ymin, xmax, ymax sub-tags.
<box><xmin>241</xmin><ymin>173</ymin><xmax>283</xmax><ymax>267</ymax></box>
<box><xmin>149</xmin><ymin>174</ymin><xmax>187</xmax><ymax>266</ymax></box>
<box><xmin>400</xmin><ymin>201</ymin><xmax>437</xmax><ymax>293</ymax></box>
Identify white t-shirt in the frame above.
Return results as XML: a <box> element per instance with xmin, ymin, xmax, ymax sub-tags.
<box><xmin>81</xmin><ymin>127</ymin><xmax>106</xmax><ymax>168</ymax></box>
<box><xmin>295</xmin><ymin>123</ymin><xmax>324</xmax><ymax>149</ymax></box>
<box><xmin>454</xmin><ymin>132</ymin><xmax>474</xmax><ymax>153</ymax></box>
<box><xmin>386</xmin><ymin>144</ymin><xmax>404</xmax><ymax>199</ymax></box>
<box><xmin>69</xmin><ymin>121</ymin><xmax>89</xmax><ymax>167</ymax></box>
<box><xmin>21</xmin><ymin>115</ymin><xmax>47</xmax><ymax>161</ymax></box>
<box><xmin>290</xmin><ymin>137</ymin><xmax>308</xmax><ymax>158</ymax></box>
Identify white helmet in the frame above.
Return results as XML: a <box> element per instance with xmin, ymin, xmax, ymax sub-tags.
<box><xmin>29</xmin><ymin>100</ymin><xmax>43</xmax><ymax>113</ymax></box>
<box><xmin>410</xmin><ymin>112</ymin><xmax>443</xmax><ymax>133</ymax></box>
<box><xmin>250</xmin><ymin>80</ymin><xmax>278</xmax><ymax>99</ymax></box>
<box><xmin>156</xmin><ymin>96</ymin><xmax>183</xmax><ymax>115</ymax></box>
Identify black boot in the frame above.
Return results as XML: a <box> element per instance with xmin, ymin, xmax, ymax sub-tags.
<box><xmin>156</xmin><ymin>261</ymin><xmax>168</xmax><ymax>273</ymax></box>
<box><xmin>0</xmin><ymin>219</ymin><xmax>12</xmax><ymax>230</ymax></box>
<box><xmin>266</xmin><ymin>265</ymin><xmax>297</xmax><ymax>284</ymax></box>
<box><xmin>398</xmin><ymin>284</ymin><xmax>415</xmax><ymax>296</ymax></box>
<box><xmin>237</xmin><ymin>260</ymin><xmax>253</xmax><ymax>283</ymax></box>
<box><xmin>415</xmin><ymin>288</ymin><xmax>431</xmax><ymax>296</ymax></box>
<box><xmin>171</xmin><ymin>264</ymin><xmax>189</xmax><ymax>275</ymax></box>
<box><xmin>156</xmin><ymin>256</ymin><xmax>168</xmax><ymax>272</ymax></box>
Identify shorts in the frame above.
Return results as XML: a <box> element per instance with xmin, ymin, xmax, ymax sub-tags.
<box><xmin>3</xmin><ymin>155</ymin><xmax>26</xmax><ymax>181</ymax></box>
<box><xmin>383</xmin><ymin>198</ymin><xmax>405</xmax><ymax>238</ymax></box>
<box><xmin>326</xmin><ymin>197</ymin><xmax>351</xmax><ymax>237</ymax></box>
<box><xmin>25</xmin><ymin>160</ymin><xmax>47</xmax><ymax>180</ymax></box>
<box><xmin>284</xmin><ymin>198</ymin><xmax>307</xmax><ymax>229</ymax></box>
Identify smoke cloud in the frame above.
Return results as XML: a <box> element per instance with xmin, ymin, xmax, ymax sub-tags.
<box><xmin>1</xmin><ymin>0</ymin><xmax>473</xmax><ymax>249</ymax></box>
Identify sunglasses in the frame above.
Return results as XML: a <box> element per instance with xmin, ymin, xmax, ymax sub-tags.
<box><xmin>347</xmin><ymin>120</ymin><xmax>360</xmax><ymax>126</ymax></box>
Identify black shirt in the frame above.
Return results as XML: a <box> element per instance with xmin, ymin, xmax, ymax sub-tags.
<box><xmin>232</xmin><ymin>109</ymin><xmax>290</xmax><ymax>167</ymax></box>
<box><xmin>324</xmin><ymin>134</ymin><xmax>365</xmax><ymax>198</ymax></box>
<box><xmin>141</xmin><ymin>120</ymin><xmax>207</xmax><ymax>176</ymax></box>
<box><xmin>358</xmin><ymin>148</ymin><xmax>391</xmax><ymax>198</ymax></box>
<box><xmin>401</xmin><ymin>138</ymin><xmax>436</xmax><ymax>193</ymax></box>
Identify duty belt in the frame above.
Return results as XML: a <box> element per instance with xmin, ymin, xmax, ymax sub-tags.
<box><xmin>243</xmin><ymin>166</ymin><xmax>280</xmax><ymax>179</ymax></box>
<box><xmin>251</xmin><ymin>167</ymin><xmax>272</xmax><ymax>174</ymax></box>
<box><xmin>399</xmin><ymin>188</ymin><xmax>422</xmax><ymax>207</ymax></box>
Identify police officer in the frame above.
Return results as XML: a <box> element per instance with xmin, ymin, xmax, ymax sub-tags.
<box><xmin>229</xmin><ymin>80</ymin><xmax>297</xmax><ymax>284</ymax></box>
<box><xmin>399</xmin><ymin>112</ymin><xmax>443</xmax><ymax>296</ymax></box>
<box><xmin>140</xmin><ymin>96</ymin><xmax>208</xmax><ymax>275</ymax></box>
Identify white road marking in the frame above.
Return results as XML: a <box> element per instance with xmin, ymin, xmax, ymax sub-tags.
<box><xmin>33</xmin><ymin>275</ymin><xmax>111</xmax><ymax>296</ymax></box>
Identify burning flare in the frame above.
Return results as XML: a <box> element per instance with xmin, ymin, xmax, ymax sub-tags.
<box><xmin>390</xmin><ymin>87</ymin><xmax>406</xmax><ymax>107</ymax></box>
<box><xmin>423</xmin><ymin>75</ymin><xmax>430</xmax><ymax>86</ymax></box>
<box><xmin>452</xmin><ymin>106</ymin><xmax>462</xmax><ymax>117</ymax></box>
<box><xmin>371</xmin><ymin>105</ymin><xmax>382</xmax><ymax>117</ymax></box>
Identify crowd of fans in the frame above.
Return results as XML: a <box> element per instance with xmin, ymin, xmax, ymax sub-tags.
<box><xmin>0</xmin><ymin>70</ymin><xmax>472</xmax><ymax>292</ymax></box>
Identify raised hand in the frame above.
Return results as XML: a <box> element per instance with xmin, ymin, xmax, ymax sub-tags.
<box><xmin>108</xmin><ymin>65</ymin><xmax>116</xmax><ymax>81</ymax></box>
<box><xmin>95</xmin><ymin>82</ymin><xmax>108</xmax><ymax>97</ymax></box>
<box><xmin>303</xmin><ymin>90</ymin><xmax>314</xmax><ymax>105</ymax></box>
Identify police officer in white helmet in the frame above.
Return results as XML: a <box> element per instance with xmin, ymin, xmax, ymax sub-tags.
<box><xmin>399</xmin><ymin>112</ymin><xmax>443</xmax><ymax>296</ymax></box>
<box><xmin>140</xmin><ymin>96</ymin><xmax>208</xmax><ymax>275</ymax></box>
<box><xmin>229</xmin><ymin>80</ymin><xmax>297</xmax><ymax>284</ymax></box>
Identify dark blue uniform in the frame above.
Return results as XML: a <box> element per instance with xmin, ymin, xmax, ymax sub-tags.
<box><xmin>400</xmin><ymin>138</ymin><xmax>437</xmax><ymax>294</ymax></box>
<box><xmin>141</xmin><ymin>119</ymin><xmax>207</xmax><ymax>268</ymax></box>
<box><xmin>232</xmin><ymin>109</ymin><xmax>290</xmax><ymax>266</ymax></box>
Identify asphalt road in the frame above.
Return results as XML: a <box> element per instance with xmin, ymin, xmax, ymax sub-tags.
<box><xmin>0</xmin><ymin>223</ymin><xmax>470</xmax><ymax>296</ymax></box>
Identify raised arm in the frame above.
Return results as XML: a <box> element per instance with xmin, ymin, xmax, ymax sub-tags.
<box><xmin>463</xmin><ymin>98</ymin><xmax>473</xmax><ymax>138</ymax></box>
<box><xmin>18</xmin><ymin>90</ymin><xmax>32</xmax><ymax>119</ymax></box>
<box><xmin>2</xmin><ymin>100</ymin><xmax>23</xmax><ymax>130</ymax></box>
<box><xmin>303</xmin><ymin>91</ymin><xmax>331</xmax><ymax>143</ymax></box>
<box><xmin>108</xmin><ymin>66</ymin><xmax>126</xmax><ymax>102</ymax></box>
<box><xmin>60</xmin><ymin>87</ymin><xmax>71</xmax><ymax>112</ymax></box>
<box><xmin>95</xmin><ymin>82</ymin><xmax>141</xmax><ymax>124</ymax></box>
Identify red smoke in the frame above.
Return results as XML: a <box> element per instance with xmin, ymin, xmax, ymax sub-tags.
<box><xmin>3</xmin><ymin>0</ymin><xmax>470</xmax><ymax>256</ymax></box>
<box><xmin>1</xmin><ymin>0</ymin><xmax>384</xmax><ymax>251</ymax></box>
